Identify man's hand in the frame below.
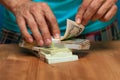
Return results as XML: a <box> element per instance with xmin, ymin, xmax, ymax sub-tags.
<box><xmin>76</xmin><ymin>0</ymin><xmax>118</xmax><ymax>25</ymax></box>
<box><xmin>0</xmin><ymin>0</ymin><xmax>60</xmax><ymax>46</ymax></box>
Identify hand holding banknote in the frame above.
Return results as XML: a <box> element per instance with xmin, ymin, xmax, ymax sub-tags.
<box><xmin>19</xmin><ymin>19</ymin><xmax>89</xmax><ymax>50</ymax></box>
<box><xmin>75</xmin><ymin>0</ymin><xmax>117</xmax><ymax>25</ymax></box>
<box><xmin>61</xmin><ymin>19</ymin><xmax>84</xmax><ymax>40</ymax></box>
<box><xmin>19</xmin><ymin>19</ymin><xmax>90</xmax><ymax>64</ymax></box>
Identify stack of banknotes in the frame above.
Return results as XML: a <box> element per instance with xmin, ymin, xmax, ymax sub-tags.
<box><xmin>19</xmin><ymin>19</ymin><xmax>90</xmax><ymax>64</ymax></box>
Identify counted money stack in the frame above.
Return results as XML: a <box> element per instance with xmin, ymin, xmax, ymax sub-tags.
<box><xmin>19</xmin><ymin>19</ymin><xmax>90</xmax><ymax>64</ymax></box>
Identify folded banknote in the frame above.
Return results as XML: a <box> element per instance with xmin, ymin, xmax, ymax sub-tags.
<box><xmin>19</xmin><ymin>19</ymin><xmax>90</xmax><ymax>64</ymax></box>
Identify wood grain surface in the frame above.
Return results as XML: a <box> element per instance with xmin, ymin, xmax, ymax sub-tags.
<box><xmin>0</xmin><ymin>41</ymin><xmax>120</xmax><ymax>80</ymax></box>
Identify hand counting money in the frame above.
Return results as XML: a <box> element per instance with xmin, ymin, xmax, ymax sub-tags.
<box><xmin>61</xmin><ymin>19</ymin><xmax>85</xmax><ymax>40</ymax></box>
<box><xmin>19</xmin><ymin>19</ymin><xmax>90</xmax><ymax>64</ymax></box>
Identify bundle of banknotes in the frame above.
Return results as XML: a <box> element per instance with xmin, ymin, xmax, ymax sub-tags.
<box><xmin>19</xmin><ymin>19</ymin><xmax>90</xmax><ymax>64</ymax></box>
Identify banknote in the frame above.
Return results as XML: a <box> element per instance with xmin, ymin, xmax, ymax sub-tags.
<box><xmin>61</xmin><ymin>39</ymin><xmax>90</xmax><ymax>50</ymax></box>
<box><xmin>19</xmin><ymin>19</ymin><xmax>89</xmax><ymax>50</ymax></box>
<box><xmin>19</xmin><ymin>38</ymin><xmax>90</xmax><ymax>51</ymax></box>
<box><xmin>19</xmin><ymin>19</ymin><xmax>89</xmax><ymax>64</ymax></box>
<box><xmin>33</xmin><ymin>46</ymin><xmax>78</xmax><ymax>64</ymax></box>
<box><xmin>61</xmin><ymin>19</ymin><xmax>85</xmax><ymax>40</ymax></box>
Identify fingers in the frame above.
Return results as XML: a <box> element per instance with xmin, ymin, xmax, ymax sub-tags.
<box><xmin>100</xmin><ymin>5</ymin><xmax>118</xmax><ymax>22</ymax></box>
<box><xmin>82</xmin><ymin>0</ymin><xmax>105</xmax><ymax>25</ymax></box>
<box><xmin>16</xmin><ymin>15</ymin><xmax>33</xmax><ymax>43</ymax></box>
<box><xmin>41</xmin><ymin>3</ymin><xmax>60</xmax><ymax>39</ymax></box>
<box><xmin>29</xmin><ymin>2</ymin><xmax>60</xmax><ymax>46</ymax></box>
<box><xmin>15</xmin><ymin>2</ymin><xmax>60</xmax><ymax>46</ymax></box>
<box><xmin>31</xmin><ymin>12</ymin><xmax>52</xmax><ymax>46</ymax></box>
<box><xmin>75</xmin><ymin>0</ymin><xmax>92</xmax><ymax>25</ymax></box>
<box><xmin>76</xmin><ymin>0</ymin><xmax>118</xmax><ymax>26</ymax></box>
<box><xmin>30</xmin><ymin>3</ymin><xmax>54</xmax><ymax>46</ymax></box>
<box><xmin>39</xmin><ymin>16</ymin><xmax>52</xmax><ymax>46</ymax></box>
<box><xmin>23</xmin><ymin>10</ymin><xmax>44</xmax><ymax>46</ymax></box>
<box><xmin>92</xmin><ymin>0</ymin><xmax>117</xmax><ymax>21</ymax></box>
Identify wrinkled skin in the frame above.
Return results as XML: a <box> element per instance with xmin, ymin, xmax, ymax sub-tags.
<box><xmin>0</xmin><ymin>0</ymin><xmax>60</xmax><ymax>46</ymax></box>
<box><xmin>0</xmin><ymin>0</ymin><xmax>118</xmax><ymax>46</ymax></box>
<box><xmin>14</xmin><ymin>1</ymin><xmax>60</xmax><ymax>46</ymax></box>
<box><xmin>76</xmin><ymin>0</ymin><xmax>118</xmax><ymax>25</ymax></box>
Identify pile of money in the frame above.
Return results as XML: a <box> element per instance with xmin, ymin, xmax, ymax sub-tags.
<box><xmin>61</xmin><ymin>19</ymin><xmax>85</xmax><ymax>40</ymax></box>
<box><xmin>19</xmin><ymin>19</ymin><xmax>90</xmax><ymax>64</ymax></box>
<box><xmin>32</xmin><ymin>46</ymin><xmax>78</xmax><ymax>64</ymax></box>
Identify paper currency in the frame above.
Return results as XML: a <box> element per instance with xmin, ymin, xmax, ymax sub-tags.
<box><xmin>32</xmin><ymin>46</ymin><xmax>78</xmax><ymax>64</ymax></box>
<box><xmin>61</xmin><ymin>19</ymin><xmax>84</xmax><ymax>40</ymax></box>
<box><xmin>19</xmin><ymin>19</ymin><xmax>88</xmax><ymax>50</ymax></box>
<box><xmin>61</xmin><ymin>39</ymin><xmax>90</xmax><ymax>50</ymax></box>
<box><xmin>19</xmin><ymin>38</ymin><xmax>90</xmax><ymax>51</ymax></box>
<box><xmin>19</xmin><ymin>19</ymin><xmax>90</xmax><ymax>64</ymax></box>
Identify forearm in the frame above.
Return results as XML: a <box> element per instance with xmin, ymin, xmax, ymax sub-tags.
<box><xmin>0</xmin><ymin>0</ymin><xmax>30</xmax><ymax>12</ymax></box>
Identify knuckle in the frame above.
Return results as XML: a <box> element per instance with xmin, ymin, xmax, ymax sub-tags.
<box><xmin>30</xmin><ymin>26</ymin><xmax>34</xmax><ymax>30</ymax></box>
<box><xmin>41</xmin><ymin>27</ymin><xmax>50</xmax><ymax>34</ymax></box>
<box><xmin>42</xmin><ymin>32</ymin><xmax>50</xmax><ymax>38</ymax></box>
<box><xmin>82</xmin><ymin>17</ymin><xmax>88</xmax><ymax>25</ymax></box>
<box><xmin>38</xmin><ymin>20</ymin><xmax>45</xmax><ymax>26</ymax></box>
<box><xmin>41</xmin><ymin>3</ymin><xmax>48</xmax><ymax>7</ymax></box>
<box><xmin>16</xmin><ymin>16</ymin><xmax>23</xmax><ymax>22</ymax></box>
<box><xmin>35</xmin><ymin>36</ymin><xmax>41</xmax><ymax>42</ymax></box>
<box><xmin>103</xmin><ymin>17</ymin><xmax>109</xmax><ymax>22</ymax></box>
<box><xmin>52</xmin><ymin>29</ymin><xmax>60</xmax><ymax>34</ymax></box>
<box><xmin>23</xmin><ymin>10</ymin><xmax>29</xmax><ymax>17</ymax></box>
<box><xmin>51</xmin><ymin>17</ymin><xmax>57</xmax><ymax>23</ymax></box>
<box><xmin>96</xmin><ymin>12</ymin><xmax>103</xmax><ymax>17</ymax></box>
<box><xmin>20</xmin><ymin>28</ymin><xmax>27</xmax><ymax>34</ymax></box>
<box><xmin>29</xmin><ymin>24</ymin><xmax>37</xmax><ymax>30</ymax></box>
<box><xmin>43</xmin><ymin>36</ymin><xmax>51</xmax><ymax>42</ymax></box>
<box><xmin>30</xmin><ymin>6</ymin><xmax>37</xmax><ymax>12</ymax></box>
<box><xmin>99</xmin><ymin>0</ymin><xmax>105</xmax><ymax>3</ymax></box>
<box><xmin>43</xmin><ymin>31</ymin><xmax>50</xmax><ymax>35</ymax></box>
<box><xmin>20</xmin><ymin>30</ymin><xmax>25</xmax><ymax>35</ymax></box>
<box><xmin>88</xmin><ymin>5</ymin><xmax>96</xmax><ymax>12</ymax></box>
<box><xmin>80</xmin><ymin>4</ymin><xmax>87</xmax><ymax>10</ymax></box>
<box><xmin>76</xmin><ymin>12</ymin><xmax>82</xmax><ymax>18</ymax></box>
<box><xmin>23</xmin><ymin>33</ymin><xmax>30</xmax><ymax>40</ymax></box>
<box><xmin>113</xmin><ymin>5</ymin><xmax>118</xmax><ymax>11</ymax></box>
<box><xmin>82</xmin><ymin>16</ymin><xmax>86</xmax><ymax>21</ymax></box>
<box><xmin>39</xmin><ymin>25</ymin><xmax>49</xmax><ymax>33</ymax></box>
<box><xmin>81</xmin><ymin>21</ymin><xmax>86</xmax><ymax>26</ymax></box>
<box><xmin>83</xmin><ymin>15</ymin><xmax>89</xmax><ymax>21</ymax></box>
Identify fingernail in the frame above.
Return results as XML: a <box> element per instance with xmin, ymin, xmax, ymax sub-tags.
<box><xmin>29</xmin><ymin>38</ymin><xmax>33</xmax><ymax>43</ymax></box>
<box><xmin>39</xmin><ymin>40</ymin><xmax>44</xmax><ymax>46</ymax></box>
<box><xmin>54</xmin><ymin>34</ymin><xmax>60</xmax><ymax>39</ymax></box>
<box><xmin>46</xmin><ymin>39</ymin><xmax>52</xmax><ymax>45</ymax></box>
<box><xmin>76</xmin><ymin>18</ymin><xmax>81</xmax><ymax>24</ymax></box>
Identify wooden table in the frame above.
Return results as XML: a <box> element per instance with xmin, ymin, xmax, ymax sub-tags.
<box><xmin>0</xmin><ymin>41</ymin><xmax>120</xmax><ymax>80</ymax></box>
